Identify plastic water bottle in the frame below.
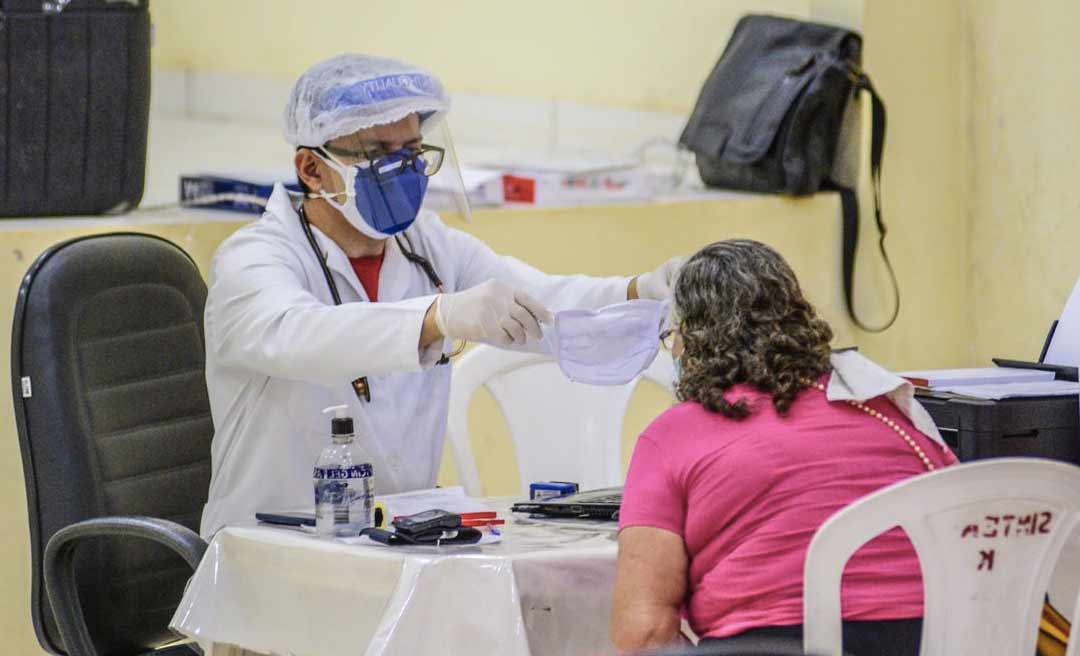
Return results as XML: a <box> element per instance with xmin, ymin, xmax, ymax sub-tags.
<box><xmin>313</xmin><ymin>405</ymin><xmax>375</xmax><ymax>537</ymax></box>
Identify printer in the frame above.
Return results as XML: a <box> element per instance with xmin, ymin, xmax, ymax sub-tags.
<box><xmin>915</xmin><ymin>321</ymin><xmax>1079</xmax><ymax>464</ymax></box>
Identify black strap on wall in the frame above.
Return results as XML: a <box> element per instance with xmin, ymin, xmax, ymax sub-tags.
<box><xmin>840</xmin><ymin>73</ymin><xmax>900</xmax><ymax>333</ymax></box>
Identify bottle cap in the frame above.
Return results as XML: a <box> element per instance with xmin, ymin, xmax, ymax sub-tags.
<box><xmin>322</xmin><ymin>405</ymin><xmax>354</xmax><ymax>435</ymax></box>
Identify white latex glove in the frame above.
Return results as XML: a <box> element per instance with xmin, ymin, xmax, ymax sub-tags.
<box><xmin>635</xmin><ymin>255</ymin><xmax>687</xmax><ymax>301</ymax></box>
<box><xmin>434</xmin><ymin>280</ymin><xmax>553</xmax><ymax>347</ymax></box>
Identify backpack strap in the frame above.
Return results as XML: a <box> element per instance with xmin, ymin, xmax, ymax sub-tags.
<box><xmin>840</xmin><ymin>71</ymin><xmax>899</xmax><ymax>333</ymax></box>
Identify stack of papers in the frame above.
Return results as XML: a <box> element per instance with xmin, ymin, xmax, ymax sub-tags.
<box><xmin>377</xmin><ymin>486</ymin><xmax>494</xmax><ymax>520</ymax></box>
<box><xmin>899</xmin><ymin>367</ymin><xmax>1056</xmax><ymax>388</ymax></box>
<box><xmin>900</xmin><ymin>367</ymin><xmax>1079</xmax><ymax>400</ymax></box>
<box><xmin>425</xmin><ymin>150</ymin><xmax>656</xmax><ymax>211</ymax></box>
<box><xmin>934</xmin><ymin>380</ymin><xmax>1080</xmax><ymax>400</ymax></box>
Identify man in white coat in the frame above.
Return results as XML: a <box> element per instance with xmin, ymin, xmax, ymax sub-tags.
<box><xmin>200</xmin><ymin>54</ymin><xmax>682</xmax><ymax>537</ymax></box>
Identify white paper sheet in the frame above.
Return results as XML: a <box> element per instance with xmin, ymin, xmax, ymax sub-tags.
<box><xmin>1045</xmin><ymin>277</ymin><xmax>1080</xmax><ymax>366</ymax></box>
<box><xmin>378</xmin><ymin>486</ymin><xmax>494</xmax><ymax>519</ymax></box>
<box><xmin>934</xmin><ymin>380</ymin><xmax>1080</xmax><ymax>400</ymax></box>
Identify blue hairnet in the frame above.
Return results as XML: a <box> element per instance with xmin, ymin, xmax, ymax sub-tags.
<box><xmin>284</xmin><ymin>54</ymin><xmax>449</xmax><ymax>147</ymax></box>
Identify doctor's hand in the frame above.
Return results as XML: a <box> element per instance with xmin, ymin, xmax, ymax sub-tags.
<box><xmin>629</xmin><ymin>255</ymin><xmax>687</xmax><ymax>301</ymax></box>
<box><xmin>430</xmin><ymin>280</ymin><xmax>553</xmax><ymax>347</ymax></box>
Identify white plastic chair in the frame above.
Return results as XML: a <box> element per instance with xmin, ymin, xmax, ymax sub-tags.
<box><xmin>803</xmin><ymin>457</ymin><xmax>1080</xmax><ymax>656</ymax></box>
<box><xmin>1066</xmin><ymin>556</ymin><xmax>1080</xmax><ymax>656</ymax></box>
<box><xmin>446</xmin><ymin>345</ymin><xmax>675</xmax><ymax>496</ymax></box>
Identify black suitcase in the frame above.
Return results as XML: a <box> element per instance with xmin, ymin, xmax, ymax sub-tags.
<box><xmin>0</xmin><ymin>0</ymin><xmax>150</xmax><ymax>217</ymax></box>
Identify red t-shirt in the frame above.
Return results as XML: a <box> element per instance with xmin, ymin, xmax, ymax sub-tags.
<box><xmin>619</xmin><ymin>375</ymin><xmax>958</xmax><ymax>639</ymax></box>
<box><xmin>349</xmin><ymin>251</ymin><xmax>385</xmax><ymax>302</ymax></box>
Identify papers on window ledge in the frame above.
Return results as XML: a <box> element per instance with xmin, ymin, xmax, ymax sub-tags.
<box><xmin>423</xmin><ymin>150</ymin><xmax>658</xmax><ymax>211</ymax></box>
<box><xmin>933</xmin><ymin>380</ymin><xmax>1080</xmax><ymax>400</ymax></box>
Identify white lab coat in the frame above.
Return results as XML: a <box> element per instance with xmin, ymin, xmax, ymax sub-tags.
<box><xmin>200</xmin><ymin>183</ymin><xmax>630</xmax><ymax>537</ymax></box>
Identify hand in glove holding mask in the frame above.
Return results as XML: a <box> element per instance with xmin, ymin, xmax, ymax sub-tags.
<box><xmin>632</xmin><ymin>255</ymin><xmax>687</xmax><ymax>301</ymax></box>
<box><xmin>433</xmin><ymin>280</ymin><xmax>553</xmax><ymax>347</ymax></box>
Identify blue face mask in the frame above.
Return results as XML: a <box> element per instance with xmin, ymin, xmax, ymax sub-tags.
<box><xmin>674</xmin><ymin>355</ymin><xmax>683</xmax><ymax>382</ymax></box>
<box><xmin>316</xmin><ymin>148</ymin><xmax>430</xmax><ymax>238</ymax></box>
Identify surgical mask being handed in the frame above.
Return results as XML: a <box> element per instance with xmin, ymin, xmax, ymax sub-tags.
<box><xmin>543</xmin><ymin>299</ymin><xmax>668</xmax><ymax>386</ymax></box>
<box><xmin>312</xmin><ymin>148</ymin><xmax>429</xmax><ymax>239</ymax></box>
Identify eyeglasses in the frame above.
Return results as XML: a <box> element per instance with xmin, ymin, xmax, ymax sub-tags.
<box><xmin>321</xmin><ymin>143</ymin><xmax>446</xmax><ymax>178</ymax></box>
<box><xmin>659</xmin><ymin>328</ymin><xmax>677</xmax><ymax>352</ymax></box>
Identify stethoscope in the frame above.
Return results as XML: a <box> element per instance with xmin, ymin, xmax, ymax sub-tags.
<box><xmin>298</xmin><ymin>203</ymin><xmax>461</xmax><ymax>402</ymax></box>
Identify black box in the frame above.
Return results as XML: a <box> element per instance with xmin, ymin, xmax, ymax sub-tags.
<box><xmin>917</xmin><ymin>392</ymin><xmax>1079</xmax><ymax>464</ymax></box>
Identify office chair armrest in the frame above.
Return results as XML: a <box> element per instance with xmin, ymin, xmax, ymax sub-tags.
<box><xmin>43</xmin><ymin>516</ymin><xmax>208</xmax><ymax>656</ymax></box>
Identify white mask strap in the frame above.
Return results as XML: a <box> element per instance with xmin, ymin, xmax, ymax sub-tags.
<box><xmin>305</xmin><ymin>148</ymin><xmax>355</xmax><ymax>203</ymax></box>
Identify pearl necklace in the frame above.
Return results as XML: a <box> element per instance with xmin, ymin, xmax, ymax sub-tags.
<box><xmin>806</xmin><ymin>381</ymin><xmax>935</xmax><ymax>472</ymax></box>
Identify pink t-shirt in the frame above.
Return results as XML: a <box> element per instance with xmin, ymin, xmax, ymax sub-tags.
<box><xmin>619</xmin><ymin>375</ymin><xmax>958</xmax><ymax>639</ymax></box>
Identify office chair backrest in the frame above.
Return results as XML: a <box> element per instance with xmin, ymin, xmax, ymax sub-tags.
<box><xmin>803</xmin><ymin>458</ymin><xmax>1080</xmax><ymax>656</ymax></box>
<box><xmin>447</xmin><ymin>345</ymin><xmax>675</xmax><ymax>496</ymax></box>
<box><xmin>11</xmin><ymin>233</ymin><xmax>213</xmax><ymax>654</ymax></box>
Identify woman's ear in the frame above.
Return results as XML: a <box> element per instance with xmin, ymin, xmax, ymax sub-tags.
<box><xmin>294</xmin><ymin>149</ymin><xmax>323</xmax><ymax>194</ymax></box>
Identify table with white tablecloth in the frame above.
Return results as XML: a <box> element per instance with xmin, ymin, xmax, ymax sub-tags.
<box><xmin>170</xmin><ymin>501</ymin><xmax>620</xmax><ymax>656</ymax></box>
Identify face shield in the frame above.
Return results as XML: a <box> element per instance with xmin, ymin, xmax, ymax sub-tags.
<box><xmin>419</xmin><ymin>120</ymin><xmax>472</xmax><ymax>222</ymax></box>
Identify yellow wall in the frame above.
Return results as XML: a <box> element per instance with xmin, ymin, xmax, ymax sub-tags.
<box><xmin>849</xmin><ymin>0</ymin><xmax>971</xmax><ymax>368</ymax></box>
<box><xmin>146</xmin><ymin>0</ymin><xmax>975</xmax><ymax>373</ymax></box>
<box><xmin>0</xmin><ymin>0</ymin><xmax>992</xmax><ymax>653</ymax></box>
<box><xmin>151</xmin><ymin>0</ymin><xmax>811</xmax><ymax>113</ymax></box>
<box><xmin>966</xmin><ymin>0</ymin><xmax>1080</xmax><ymax>364</ymax></box>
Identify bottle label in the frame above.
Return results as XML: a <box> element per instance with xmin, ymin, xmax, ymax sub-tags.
<box><xmin>314</xmin><ymin>464</ymin><xmax>376</xmax><ymax>533</ymax></box>
<box><xmin>312</xmin><ymin>464</ymin><xmax>374</xmax><ymax>480</ymax></box>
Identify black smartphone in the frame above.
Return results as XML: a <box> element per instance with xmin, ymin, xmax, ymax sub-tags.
<box><xmin>255</xmin><ymin>511</ymin><xmax>316</xmax><ymax>527</ymax></box>
<box><xmin>392</xmin><ymin>509</ymin><xmax>461</xmax><ymax>535</ymax></box>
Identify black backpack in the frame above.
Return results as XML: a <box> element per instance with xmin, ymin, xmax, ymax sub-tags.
<box><xmin>680</xmin><ymin>14</ymin><xmax>897</xmax><ymax>333</ymax></box>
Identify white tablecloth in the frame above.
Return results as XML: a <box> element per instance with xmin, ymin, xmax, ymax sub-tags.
<box><xmin>170</xmin><ymin>501</ymin><xmax>619</xmax><ymax>656</ymax></box>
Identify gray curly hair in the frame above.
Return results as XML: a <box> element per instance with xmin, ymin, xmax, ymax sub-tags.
<box><xmin>673</xmin><ymin>239</ymin><xmax>833</xmax><ymax>419</ymax></box>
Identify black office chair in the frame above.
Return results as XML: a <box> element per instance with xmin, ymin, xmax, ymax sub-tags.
<box><xmin>11</xmin><ymin>233</ymin><xmax>213</xmax><ymax>656</ymax></box>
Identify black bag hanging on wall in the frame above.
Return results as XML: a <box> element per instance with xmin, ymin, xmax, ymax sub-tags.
<box><xmin>0</xmin><ymin>0</ymin><xmax>151</xmax><ymax>217</ymax></box>
<box><xmin>680</xmin><ymin>14</ymin><xmax>898</xmax><ymax>333</ymax></box>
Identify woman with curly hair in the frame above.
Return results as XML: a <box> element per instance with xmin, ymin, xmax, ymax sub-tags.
<box><xmin>610</xmin><ymin>239</ymin><xmax>957</xmax><ymax>655</ymax></box>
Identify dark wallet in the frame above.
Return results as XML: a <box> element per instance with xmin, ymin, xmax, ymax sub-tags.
<box><xmin>360</xmin><ymin>526</ymin><xmax>482</xmax><ymax>546</ymax></box>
